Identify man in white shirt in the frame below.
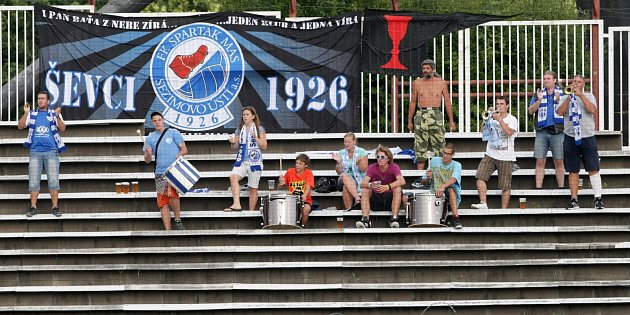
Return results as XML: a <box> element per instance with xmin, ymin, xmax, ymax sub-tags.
<box><xmin>471</xmin><ymin>96</ymin><xmax>518</xmax><ymax>209</ymax></box>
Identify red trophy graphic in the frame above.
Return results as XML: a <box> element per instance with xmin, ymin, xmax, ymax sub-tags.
<box><xmin>381</xmin><ymin>15</ymin><xmax>412</xmax><ymax>70</ymax></box>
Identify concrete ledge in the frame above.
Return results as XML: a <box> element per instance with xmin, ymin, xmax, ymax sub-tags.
<box><xmin>2</xmin><ymin>279</ymin><xmax>630</xmax><ymax>292</ymax></box>
<box><xmin>0</xmin><ymin>297</ymin><xmax>629</xmax><ymax>311</ymax></box>
<box><xmin>1</xmin><ymin>188</ymin><xmax>628</xmax><ymax>200</ymax></box>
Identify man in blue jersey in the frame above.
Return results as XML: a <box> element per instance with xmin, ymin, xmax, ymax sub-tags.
<box><xmin>144</xmin><ymin>112</ymin><xmax>188</xmax><ymax>230</ymax></box>
<box><xmin>18</xmin><ymin>91</ymin><xmax>67</xmax><ymax>217</ymax></box>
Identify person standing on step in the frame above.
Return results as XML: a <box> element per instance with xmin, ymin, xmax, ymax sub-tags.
<box><xmin>332</xmin><ymin>132</ymin><xmax>368</xmax><ymax>211</ymax></box>
<box><xmin>18</xmin><ymin>91</ymin><xmax>67</xmax><ymax>217</ymax></box>
<box><xmin>144</xmin><ymin>112</ymin><xmax>188</xmax><ymax>230</ymax></box>
<box><xmin>556</xmin><ymin>75</ymin><xmax>604</xmax><ymax>210</ymax></box>
<box><xmin>356</xmin><ymin>145</ymin><xmax>406</xmax><ymax>228</ymax></box>
<box><xmin>225</xmin><ymin>106</ymin><xmax>267</xmax><ymax>212</ymax></box>
<box><xmin>278</xmin><ymin>154</ymin><xmax>315</xmax><ymax>227</ymax></box>
<box><xmin>420</xmin><ymin>142</ymin><xmax>463</xmax><ymax>229</ymax></box>
<box><xmin>408</xmin><ymin>59</ymin><xmax>456</xmax><ymax>188</ymax></box>
<box><xmin>471</xmin><ymin>96</ymin><xmax>518</xmax><ymax>209</ymax></box>
<box><xmin>528</xmin><ymin>70</ymin><xmax>565</xmax><ymax>189</ymax></box>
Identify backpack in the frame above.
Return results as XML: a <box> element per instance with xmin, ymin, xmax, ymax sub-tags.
<box><xmin>314</xmin><ymin>177</ymin><xmax>338</xmax><ymax>193</ymax></box>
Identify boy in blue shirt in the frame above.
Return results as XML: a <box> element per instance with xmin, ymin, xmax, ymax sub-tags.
<box><xmin>421</xmin><ymin>142</ymin><xmax>463</xmax><ymax>228</ymax></box>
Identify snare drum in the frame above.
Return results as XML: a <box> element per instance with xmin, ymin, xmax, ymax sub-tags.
<box><xmin>261</xmin><ymin>193</ymin><xmax>302</xmax><ymax>229</ymax></box>
<box><xmin>407</xmin><ymin>191</ymin><xmax>446</xmax><ymax>227</ymax></box>
<box><xmin>165</xmin><ymin>158</ymin><xmax>201</xmax><ymax>195</ymax></box>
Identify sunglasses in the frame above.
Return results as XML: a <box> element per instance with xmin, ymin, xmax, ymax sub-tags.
<box><xmin>443</xmin><ymin>151</ymin><xmax>454</xmax><ymax>156</ymax></box>
<box><xmin>376</xmin><ymin>155</ymin><xmax>387</xmax><ymax>160</ymax></box>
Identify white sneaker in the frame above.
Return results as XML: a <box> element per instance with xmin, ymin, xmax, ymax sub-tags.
<box><xmin>471</xmin><ymin>202</ymin><xmax>488</xmax><ymax>209</ymax></box>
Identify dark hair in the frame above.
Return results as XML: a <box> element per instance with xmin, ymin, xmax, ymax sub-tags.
<box><xmin>495</xmin><ymin>95</ymin><xmax>510</xmax><ymax>105</ymax></box>
<box><xmin>37</xmin><ymin>91</ymin><xmax>50</xmax><ymax>100</ymax></box>
<box><xmin>150</xmin><ymin>112</ymin><xmax>163</xmax><ymax>119</ymax></box>
<box><xmin>296</xmin><ymin>153</ymin><xmax>310</xmax><ymax>165</ymax></box>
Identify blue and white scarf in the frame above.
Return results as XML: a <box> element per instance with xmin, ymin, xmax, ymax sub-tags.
<box><xmin>341</xmin><ymin>146</ymin><xmax>364</xmax><ymax>193</ymax></box>
<box><xmin>569</xmin><ymin>95</ymin><xmax>582</xmax><ymax>145</ymax></box>
<box><xmin>481</xmin><ymin>118</ymin><xmax>501</xmax><ymax>149</ymax></box>
<box><xmin>23</xmin><ymin>109</ymin><xmax>67</xmax><ymax>153</ymax></box>
<box><xmin>233</xmin><ymin>123</ymin><xmax>263</xmax><ymax>171</ymax></box>
<box><xmin>536</xmin><ymin>87</ymin><xmax>564</xmax><ymax>128</ymax></box>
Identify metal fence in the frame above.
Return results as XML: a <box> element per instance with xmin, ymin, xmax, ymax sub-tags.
<box><xmin>2</xmin><ymin>6</ymin><xmax>626</xmax><ymax>147</ymax></box>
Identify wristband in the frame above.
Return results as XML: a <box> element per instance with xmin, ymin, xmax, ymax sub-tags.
<box><xmin>388</xmin><ymin>184</ymin><xmax>391</xmax><ymax>190</ymax></box>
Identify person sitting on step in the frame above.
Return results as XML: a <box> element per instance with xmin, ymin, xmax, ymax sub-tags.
<box><xmin>278</xmin><ymin>154</ymin><xmax>315</xmax><ymax>228</ymax></box>
<box><xmin>420</xmin><ymin>142</ymin><xmax>463</xmax><ymax>229</ymax></box>
<box><xmin>332</xmin><ymin>132</ymin><xmax>368</xmax><ymax>211</ymax></box>
<box><xmin>356</xmin><ymin>145</ymin><xmax>406</xmax><ymax>228</ymax></box>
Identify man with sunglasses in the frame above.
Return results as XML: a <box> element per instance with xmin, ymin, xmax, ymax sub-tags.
<box><xmin>419</xmin><ymin>142</ymin><xmax>463</xmax><ymax>228</ymax></box>
<box><xmin>356</xmin><ymin>146</ymin><xmax>406</xmax><ymax>228</ymax></box>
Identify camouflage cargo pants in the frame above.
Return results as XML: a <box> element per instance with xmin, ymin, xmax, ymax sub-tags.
<box><xmin>414</xmin><ymin>109</ymin><xmax>445</xmax><ymax>163</ymax></box>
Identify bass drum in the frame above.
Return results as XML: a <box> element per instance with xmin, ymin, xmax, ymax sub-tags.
<box><xmin>407</xmin><ymin>191</ymin><xmax>446</xmax><ymax>227</ymax></box>
<box><xmin>261</xmin><ymin>194</ymin><xmax>302</xmax><ymax>229</ymax></box>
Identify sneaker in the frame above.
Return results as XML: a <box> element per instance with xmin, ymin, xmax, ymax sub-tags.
<box><xmin>411</xmin><ymin>178</ymin><xmax>426</xmax><ymax>189</ymax></box>
<box><xmin>566</xmin><ymin>198</ymin><xmax>579</xmax><ymax>210</ymax></box>
<box><xmin>26</xmin><ymin>207</ymin><xmax>37</xmax><ymax>217</ymax></box>
<box><xmin>453</xmin><ymin>217</ymin><xmax>463</xmax><ymax>229</ymax></box>
<box><xmin>355</xmin><ymin>218</ymin><xmax>371</xmax><ymax>228</ymax></box>
<box><xmin>174</xmin><ymin>219</ymin><xmax>185</xmax><ymax>230</ymax></box>
<box><xmin>52</xmin><ymin>207</ymin><xmax>62</xmax><ymax>217</ymax></box>
<box><xmin>471</xmin><ymin>202</ymin><xmax>488</xmax><ymax>209</ymax></box>
<box><xmin>345</xmin><ymin>202</ymin><xmax>361</xmax><ymax>212</ymax></box>
<box><xmin>389</xmin><ymin>217</ymin><xmax>400</xmax><ymax>228</ymax></box>
<box><xmin>168</xmin><ymin>45</ymin><xmax>208</xmax><ymax>79</ymax></box>
<box><xmin>594</xmin><ymin>197</ymin><xmax>605</xmax><ymax>210</ymax></box>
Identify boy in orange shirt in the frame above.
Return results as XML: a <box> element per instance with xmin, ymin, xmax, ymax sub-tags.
<box><xmin>278</xmin><ymin>153</ymin><xmax>315</xmax><ymax>227</ymax></box>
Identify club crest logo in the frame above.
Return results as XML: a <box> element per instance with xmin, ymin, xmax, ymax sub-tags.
<box><xmin>150</xmin><ymin>22</ymin><xmax>244</xmax><ymax>130</ymax></box>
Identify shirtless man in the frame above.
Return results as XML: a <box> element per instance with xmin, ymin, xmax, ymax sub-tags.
<box><xmin>408</xmin><ymin>59</ymin><xmax>455</xmax><ymax>187</ymax></box>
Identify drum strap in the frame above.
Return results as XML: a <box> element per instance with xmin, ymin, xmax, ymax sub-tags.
<box><xmin>154</xmin><ymin>128</ymin><xmax>169</xmax><ymax>172</ymax></box>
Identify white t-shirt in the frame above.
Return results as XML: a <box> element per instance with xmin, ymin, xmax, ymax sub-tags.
<box><xmin>485</xmin><ymin>113</ymin><xmax>518</xmax><ymax>161</ymax></box>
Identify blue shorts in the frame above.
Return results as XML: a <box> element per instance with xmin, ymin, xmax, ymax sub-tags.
<box><xmin>563</xmin><ymin>135</ymin><xmax>600</xmax><ymax>173</ymax></box>
<box><xmin>533</xmin><ymin>130</ymin><xmax>564</xmax><ymax>160</ymax></box>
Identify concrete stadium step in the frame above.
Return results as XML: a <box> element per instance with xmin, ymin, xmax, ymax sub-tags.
<box><xmin>1</xmin><ymin>282</ymin><xmax>630</xmax><ymax>309</ymax></box>
<box><xmin>0</xmin><ymin>208</ymin><xmax>629</xmax><ymax>232</ymax></box>
<box><xmin>0</xmin><ymin>131</ymin><xmax>623</xmax><ymax>158</ymax></box>
<box><xmin>2</xmin><ymin>258</ymin><xmax>630</xmax><ymax>288</ymax></box>
<box><xmin>0</xmin><ymin>120</ymin><xmax>144</xmax><ymax>139</ymax></box>
<box><xmin>0</xmin><ymin>187</ymin><xmax>626</xmax><ymax>212</ymax></box>
<box><xmin>1</xmin><ymin>167</ymin><xmax>630</xmax><ymax>194</ymax></box>
<box><xmin>0</xmin><ymin>298</ymin><xmax>629</xmax><ymax>314</ymax></box>
<box><xmin>2</xmin><ymin>226</ymin><xmax>630</xmax><ymax>252</ymax></box>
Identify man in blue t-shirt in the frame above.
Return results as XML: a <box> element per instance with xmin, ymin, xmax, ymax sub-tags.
<box><xmin>421</xmin><ymin>142</ymin><xmax>463</xmax><ymax>229</ymax></box>
<box><xmin>144</xmin><ymin>112</ymin><xmax>188</xmax><ymax>230</ymax></box>
<box><xmin>17</xmin><ymin>91</ymin><xmax>66</xmax><ymax>217</ymax></box>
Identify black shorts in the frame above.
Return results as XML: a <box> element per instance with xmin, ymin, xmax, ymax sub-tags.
<box><xmin>370</xmin><ymin>192</ymin><xmax>393</xmax><ymax>211</ymax></box>
<box><xmin>563</xmin><ymin>135</ymin><xmax>600</xmax><ymax>173</ymax></box>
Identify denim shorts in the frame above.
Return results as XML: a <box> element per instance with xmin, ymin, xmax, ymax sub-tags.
<box><xmin>29</xmin><ymin>150</ymin><xmax>60</xmax><ymax>191</ymax></box>
<box><xmin>533</xmin><ymin>129</ymin><xmax>564</xmax><ymax>159</ymax></box>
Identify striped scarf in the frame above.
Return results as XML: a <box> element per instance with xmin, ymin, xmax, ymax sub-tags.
<box><xmin>23</xmin><ymin>110</ymin><xmax>67</xmax><ymax>153</ymax></box>
<box><xmin>233</xmin><ymin>123</ymin><xmax>263</xmax><ymax>171</ymax></box>
<box><xmin>569</xmin><ymin>95</ymin><xmax>582</xmax><ymax>145</ymax></box>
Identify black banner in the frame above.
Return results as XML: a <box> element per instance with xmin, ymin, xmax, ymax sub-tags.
<box><xmin>35</xmin><ymin>5</ymin><xmax>361</xmax><ymax>133</ymax></box>
<box><xmin>362</xmin><ymin>9</ymin><xmax>508</xmax><ymax>76</ymax></box>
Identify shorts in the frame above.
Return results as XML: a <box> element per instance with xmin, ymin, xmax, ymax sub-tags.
<box><xmin>370</xmin><ymin>192</ymin><xmax>393</xmax><ymax>211</ymax></box>
<box><xmin>563</xmin><ymin>135</ymin><xmax>600</xmax><ymax>173</ymax></box>
<box><xmin>156</xmin><ymin>174</ymin><xmax>179</xmax><ymax>208</ymax></box>
<box><xmin>414</xmin><ymin>109</ymin><xmax>445</xmax><ymax>163</ymax></box>
<box><xmin>29</xmin><ymin>150</ymin><xmax>60</xmax><ymax>191</ymax></box>
<box><xmin>475</xmin><ymin>155</ymin><xmax>513</xmax><ymax>191</ymax></box>
<box><xmin>533</xmin><ymin>129</ymin><xmax>564</xmax><ymax>159</ymax></box>
<box><xmin>231</xmin><ymin>160</ymin><xmax>262</xmax><ymax>189</ymax></box>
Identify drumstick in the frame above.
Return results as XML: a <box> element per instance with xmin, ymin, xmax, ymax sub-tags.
<box><xmin>136</xmin><ymin>129</ymin><xmax>146</xmax><ymax>146</ymax></box>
